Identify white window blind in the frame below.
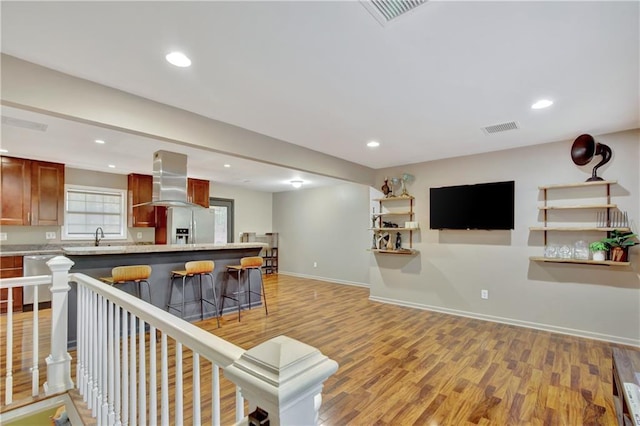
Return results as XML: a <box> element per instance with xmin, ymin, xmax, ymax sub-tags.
<box><xmin>63</xmin><ymin>184</ymin><xmax>127</xmax><ymax>240</ymax></box>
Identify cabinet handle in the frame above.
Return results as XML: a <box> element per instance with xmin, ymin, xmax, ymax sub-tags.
<box><xmin>27</xmin><ymin>211</ymin><xmax>31</xmax><ymax>224</ymax></box>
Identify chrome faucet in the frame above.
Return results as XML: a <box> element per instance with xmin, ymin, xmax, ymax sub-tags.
<box><xmin>94</xmin><ymin>227</ymin><xmax>105</xmax><ymax>246</ymax></box>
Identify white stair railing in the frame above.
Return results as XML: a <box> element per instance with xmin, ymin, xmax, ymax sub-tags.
<box><xmin>0</xmin><ymin>270</ymin><xmax>69</xmax><ymax>405</ymax></box>
<box><xmin>2</xmin><ymin>256</ymin><xmax>338</xmax><ymax>425</ymax></box>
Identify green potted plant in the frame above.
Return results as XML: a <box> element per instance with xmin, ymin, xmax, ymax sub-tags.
<box><xmin>589</xmin><ymin>241</ymin><xmax>609</xmax><ymax>261</ymax></box>
<box><xmin>602</xmin><ymin>230</ymin><xmax>639</xmax><ymax>262</ymax></box>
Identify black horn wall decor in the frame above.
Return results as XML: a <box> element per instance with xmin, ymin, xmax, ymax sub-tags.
<box><xmin>570</xmin><ymin>134</ymin><xmax>612</xmax><ymax>182</ymax></box>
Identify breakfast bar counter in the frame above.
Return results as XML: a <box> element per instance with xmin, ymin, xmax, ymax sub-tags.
<box><xmin>64</xmin><ymin>243</ymin><xmax>267</xmax><ymax>346</ymax></box>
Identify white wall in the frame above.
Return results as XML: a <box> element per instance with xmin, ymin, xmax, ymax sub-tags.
<box><xmin>370</xmin><ymin>129</ymin><xmax>640</xmax><ymax>346</ymax></box>
<box><xmin>211</xmin><ymin>183</ymin><xmax>273</xmax><ymax>242</ymax></box>
<box><xmin>273</xmin><ymin>183</ymin><xmax>370</xmax><ymax>286</ymax></box>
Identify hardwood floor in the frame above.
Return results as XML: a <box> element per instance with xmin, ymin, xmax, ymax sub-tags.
<box><xmin>2</xmin><ymin>273</ymin><xmax>637</xmax><ymax>425</ymax></box>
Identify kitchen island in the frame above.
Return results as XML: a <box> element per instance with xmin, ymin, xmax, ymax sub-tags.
<box><xmin>64</xmin><ymin>243</ymin><xmax>267</xmax><ymax>345</ymax></box>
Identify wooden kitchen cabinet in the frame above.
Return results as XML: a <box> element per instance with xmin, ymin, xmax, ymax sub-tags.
<box><xmin>128</xmin><ymin>173</ymin><xmax>155</xmax><ymax>227</ymax></box>
<box><xmin>0</xmin><ymin>156</ymin><xmax>64</xmax><ymax>226</ymax></box>
<box><xmin>0</xmin><ymin>256</ymin><xmax>23</xmax><ymax>313</ymax></box>
<box><xmin>188</xmin><ymin>178</ymin><xmax>210</xmax><ymax>208</ymax></box>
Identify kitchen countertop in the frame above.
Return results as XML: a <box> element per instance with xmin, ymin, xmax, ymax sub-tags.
<box><xmin>0</xmin><ymin>242</ymin><xmax>267</xmax><ymax>256</ymax></box>
<box><xmin>0</xmin><ymin>244</ymin><xmax>67</xmax><ymax>256</ymax></box>
<box><xmin>62</xmin><ymin>242</ymin><xmax>267</xmax><ymax>255</ymax></box>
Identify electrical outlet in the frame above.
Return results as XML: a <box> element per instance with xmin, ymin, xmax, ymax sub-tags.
<box><xmin>313</xmin><ymin>262</ymin><xmax>317</xmax><ymax>268</ymax></box>
<box><xmin>0</xmin><ymin>232</ymin><xmax>6</xmax><ymax>241</ymax></box>
<box><xmin>481</xmin><ymin>289</ymin><xmax>489</xmax><ymax>300</ymax></box>
<box><xmin>45</xmin><ymin>231</ymin><xmax>56</xmax><ymax>240</ymax></box>
<box><xmin>137</xmin><ymin>232</ymin><xmax>143</xmax><ymax>239</ymax></box>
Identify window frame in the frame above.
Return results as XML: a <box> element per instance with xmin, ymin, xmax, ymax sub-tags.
<box><xmin>62</xmin><ymin>184</ymin><xmax>127</xmax><ymax>241</ymax></box>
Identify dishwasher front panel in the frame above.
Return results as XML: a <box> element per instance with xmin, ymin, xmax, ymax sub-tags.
<box><xmin>23</xmin><ymin>255</ymin><xmax>56</xmax><ymax>304</ymax></box>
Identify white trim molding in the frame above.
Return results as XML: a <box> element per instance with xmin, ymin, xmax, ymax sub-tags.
<box><xmin>369</xmin><ymin>295</ymin><xmax>640</xmax><ymax>348</ymax></box>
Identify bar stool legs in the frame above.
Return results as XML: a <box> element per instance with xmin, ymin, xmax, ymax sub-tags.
<box><xmin>167</xmin><ymin>261</ymin><xmax>220</xmax><ymax>327</ymax></box>
<box><xmin>220</xmin><ymin>256</ymin><xmax>267</xmax><ymax>321</ymax></box>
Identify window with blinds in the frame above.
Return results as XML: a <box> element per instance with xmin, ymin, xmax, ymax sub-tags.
<box><xmin>63</xmin><ymin>185</ymin><xmax>127</xmax><ymax>240</ymax></box>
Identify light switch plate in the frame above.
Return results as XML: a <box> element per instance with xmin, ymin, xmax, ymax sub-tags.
<box><xmin>137</xmin><ymin>232</ymin><xmax>143</xmax><ymax>239</ymax></box>
<box><xmin>0</xmin><ymin>232</ymin><xmax>6</xmax><ymax>241</ymax></box>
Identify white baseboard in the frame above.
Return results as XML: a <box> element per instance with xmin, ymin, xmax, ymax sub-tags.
<box><xmin>368</xmin><ymin>295</ymin><xmax>640</xmax><ymax>348</ymax></box>
<box><xmin>278</xmin><ymin>271</ymin><xmax>369</xmax><ymax>288</ymax></box>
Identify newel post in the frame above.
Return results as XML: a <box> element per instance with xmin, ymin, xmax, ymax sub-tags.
<box><xmin>224</xmin><ymin>335</ymin><xmax>338</xmax><ymax>426</ymax></box>
<box><xmin>44</xmin><ymin>255</ymin><xmax>75</xmax><ymax>395</ymax></box>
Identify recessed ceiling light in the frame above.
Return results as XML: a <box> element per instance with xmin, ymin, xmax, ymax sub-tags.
<box><xmin>531</xmin><ymin>99</ymin><xmax>553</xmax><ymax>109</ymax></box>
<box><xmin>108</xmin><ymin>164</ymin><xmax>116</xmax><ymax>168</ymax></box>
<box><xmin>224</xmin><ymin>164</ymin><xmax>231</xmax><ymax>168</ymax></box>
<box><xmin>95</xmin><ymin>139</ymin><xmax>105</xmax><ymax>144</ymax></box>
<box><xmin>166</xmin><ymin>51</ymin><xmax>191</xmax><ymax>67</ymax></box>
<box><xmin>367</xmin><ymin>141</ymin><xmax>380</xmax><ymax>148</ymax></box>
<box><xmin>0</xmin><ymin>149</ymin><xmax>8</xmax><ymax>153</ymax></box>
<box><xmin>290</xmin><ymin>180</ymin><xmax>304</xmax><ymax>189</ymax></box>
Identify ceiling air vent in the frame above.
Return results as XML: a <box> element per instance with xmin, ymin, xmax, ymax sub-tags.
<box><xmin>1</xmin><ymin>116</ymin><xmax>48</xmax><ymax>132</ymax></box>
<box><xmin>482</xmin><ymin>121</ymin><xmax>519</xmax><ymax>135</ymax></box>
<box><xmin>361</xmin><ymin>0</ymin><xmax>428</xmax><ymax>26</ymax></box>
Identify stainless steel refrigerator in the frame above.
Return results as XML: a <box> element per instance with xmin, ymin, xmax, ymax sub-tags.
<box><xmin>166</xmin><ymin>207</ymin><xmax>216</xmax><ymax>244</ymax></box>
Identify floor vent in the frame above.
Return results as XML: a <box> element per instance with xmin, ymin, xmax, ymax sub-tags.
<box><xmin>2</xmin><ymin>115</ymin><xmax>48</xmax><ymax>132</ymax></box>
<box><xmin>482</xmin><ymin>121</ymin><xmax>519</xmax><ymax>134</ymax></box>
<box><xmin>361</xmin><ymin>0</ymin><xmax>428</xmax><ymax>26</ymax></box>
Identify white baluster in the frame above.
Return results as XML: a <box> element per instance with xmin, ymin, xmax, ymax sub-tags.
<box><xmin>95</xmin><ymin>294</ymin><xmax>103</xmax><ymax>421</ymax></box>
<box><xmin>94</xmin><ymin>291</ymin><xmax>101</xmax><ymax>413</ymax></box>
<box><xmin>149</xmin><ymin>326</ymin><xmax>157</xmax><ymax>424</ymax></box>
<box><xmin>101</xmin><ymin>296</ymin><xmax>109</xmax><ymax>425</ymax></box>
<box><xmin>161</xmin><ymin>333</ymin><xmax>169</xmax><ymax>426</ymax></box>
<box><xmin>235</xmin><ymin>387</ymin><xmax>243</xmax><ymax>424</ymax></box>
<box><xmin>82</xmin><ymin>286</ymin><xmax>90</xmax><ymax>401</ymax></box>
<box><xmin>122</xmin><ymin>310</ymin><xmax>129</xmax><ymax>426</ymax></box>
<box><xmin>88</xmin><ymin>292</ymin><xmax>96</xmax><ymax>411</ymax></box>
<box><xmin>193</xmin><ymin>352</ymin><xmax>201</xmax><ymax>425</ymax></box>
<box><xmin>212</xmin><ymin>364</ymin><xmax>220</xmax><ymax>426</ymax></box>
<box><xmin>31</xmin><ymin>285</ymin><xmax>39</xmax><ymax>396</ymax></box>
<box><xmin>5</xmin><ymin>287</ymin><xmax>14</xmax><ymax>405</ymax></box>
<box><xmin>176</xmin><ymin>342</ymin><xmax>183</xmax><ymax>426</ymax></box>
<box><xmin>77</xmin><ymin>284</ymin><xmax>84</xmax><ymax>396</ymax></box>
<box><xmin>114</xmin><ymin>305</ymin><xmax>122</xmax><ymax>426</ymax></box>
<box><xmin>139</xmin><ymin>319</ymin><xmax>146</xmax><ymax>426</ymax></box>
<box><xmin>108</xmin><ymin>300</ymin><xmax>116</xmax><ymax>425</ymax></box>
<box><xmin>130</xmin><ymin>313</ymin><xmax>137</xmax><ymax>426</ymax></box>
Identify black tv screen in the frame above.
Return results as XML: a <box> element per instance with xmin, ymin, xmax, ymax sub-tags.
<box><xmin>429</xmin><ymin>181</ymin><xmax>514</xmax><ymax>230</ymax></box>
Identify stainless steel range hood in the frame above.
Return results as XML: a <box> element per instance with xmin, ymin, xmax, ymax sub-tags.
<box><xmin>133</xmin><ymin>150</ymin><xmax>203</xmax><ymax>208</ymax></box>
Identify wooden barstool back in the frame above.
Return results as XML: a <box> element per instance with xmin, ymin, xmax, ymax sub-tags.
<box><xmin>100</xmin><ymin>264</ymin><xmax>152</xmax><ymax>303</ymax></box>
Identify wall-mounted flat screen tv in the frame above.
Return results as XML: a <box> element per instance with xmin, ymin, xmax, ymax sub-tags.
<box><xmin>429</xmin><ymin>180</ymin><xmax>514</xmax><ymax>230</ymax></box>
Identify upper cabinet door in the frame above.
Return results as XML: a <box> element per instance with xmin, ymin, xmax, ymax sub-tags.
<box><xmin>188</xmin><ymin>178</ymin><xmax>210</xmax><ymax>208</ymax></box>
<box><xmin>128</xmin><ymin>173</ymin><xmax>155</xmax><ymax>227</ymax></box>
<box><xmin>31</xmin><ymin>160</ymin><xmax>65</xmax><ymax>226</ymax></box>
<box><xmin>0</xmin><ymin>156</ymin><xmax>31</xmax><ymax>225</ymax></box>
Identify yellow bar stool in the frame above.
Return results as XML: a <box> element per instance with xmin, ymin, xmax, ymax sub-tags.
<box><xmin>100</xmin><ymin>265</ymin><xmax>152</xmax><ymax>303</ymax></box>
<box><xmin>168</xmin><ymin>260</ymin><xmax>220</xmax><ymax>327</ymax></box>
<box><xmin>220</xmin><ymin>256</ymin><xmax>267</xmax><ymax>321</ymax></box>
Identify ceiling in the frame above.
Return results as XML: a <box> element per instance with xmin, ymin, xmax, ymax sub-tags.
<box><xmin>1</xmin><ymin>1</ymin><xmax>638</xmax><ymax>191</ymax></box>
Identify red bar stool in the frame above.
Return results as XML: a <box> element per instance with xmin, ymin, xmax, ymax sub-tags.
<box><xmin>168</xmin><ymin>260</ymin><xmax>220</xmax><ymax>327</ymax></box>
<box><xmin>100</xmin><ymin>265</ymin><xmax>152</xmax><ymax>303</ymax></box>
<box><xmin>220</xmin><ymin>256</ymin><xmax>267</xmax><ymax>321</ymax></box>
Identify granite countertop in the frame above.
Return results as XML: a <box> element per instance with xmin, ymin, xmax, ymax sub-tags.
<box><xmin>0</xmin><ymin>242</ymin><xmax>267</xmax><ymax>256</ymax></box>
<box><xmin>0</xmin><ymin>244</ymin><xmax>67</xmax><ymax>256</ymax></box>
<box><xmin>62</xmin><ymin>242</ymin><xmax>268</xmax><ymax>255</ymax></box>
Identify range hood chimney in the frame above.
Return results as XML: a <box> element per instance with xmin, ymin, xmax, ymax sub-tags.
<box><xmin>133</xmin><ymin>150</ymin><xmax>203</xmax><ymax>208</ymax></box>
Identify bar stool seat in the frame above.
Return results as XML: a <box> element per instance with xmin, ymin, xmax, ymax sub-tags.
<box><xmin>168</xmin><ymin>260</ymin><xmax>220</xmax><ymax>327</ymax></box>
<box><xmin>220</xmin><ymin>256</ymin><xmax>267</xmax><ymax>321</ymax></box>
<box><xmin>100</xmin><ymin>265</ymin><xmax>152</xmax><ymax>303</ymax></box>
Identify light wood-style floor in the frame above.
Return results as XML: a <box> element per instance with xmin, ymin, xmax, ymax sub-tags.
<box><xmin>2</xmin><ymin>274</ymin><xmax>637</xmax><ymax>425</ymax></box>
